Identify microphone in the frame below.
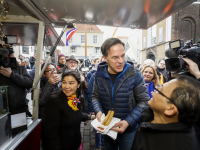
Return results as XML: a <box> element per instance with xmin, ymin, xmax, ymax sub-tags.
<box><xmin>165</xmin><ymin>49</ymin><xmax>179</xmax><ymax>58</ymax></box>
<box><xmin>0</xmin><ymin>48</ymin><xmax>9</xmax><ymax>56</ymax></box>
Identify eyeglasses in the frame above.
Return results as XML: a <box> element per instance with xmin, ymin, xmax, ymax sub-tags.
<box><xmin>154</xmin><ymin>85</ymin><xmax>175</xmax><ymax>104</ymax></box>
<box><xmin>69</xmin><ymin>61</ymin><xmax>78</xmax><ymax>65</ymax></box>
<box><xmin>44</xmin><ymin>70</ymin><xmax>56</xmax><ymax>74</ymax></box>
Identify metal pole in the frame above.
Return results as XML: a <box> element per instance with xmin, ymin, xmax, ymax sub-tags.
<box><xmin>32</xmin><ymin>24</ymin><xmax>68</xmax><ymax>90</ymax></box>
<box><xmin>85</xmin><ymin>24</ymin><xmax>87</xmax><ymax>58</ymax></box>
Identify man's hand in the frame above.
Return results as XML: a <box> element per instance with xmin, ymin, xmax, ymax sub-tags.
<box><xmin>48</xmin><ymin>74</ymin><xmax>59</xmax><ymax>84</ymax></box>
<box><xmin>111</xmin><ymin>120</ymin><xmax>129</xmax><ymax>134</ymax></box>
<box><xmin>182</xmin><ymin>58</ymin><xmax>200</xmax><ymax>79</ymax></box>
<box><xmin>90</xmin><ymin>112</ymin><xmax>95</xmax><ymax>115</ymax></box>
<box><xmin>0</xmin><ymin>66</ymin><xmax>12</xmax><ymax>78</ymax></box>
<box><xmin>96</xmin><ymin>111</ymin><xmax>102</xmax><ymax>122</ymax></box>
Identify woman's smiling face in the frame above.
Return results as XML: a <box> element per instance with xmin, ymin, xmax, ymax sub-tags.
<box><xmin>62</xmin><ymin>75</ymin><xmax>80</xmax><ymax>97</ymax></box>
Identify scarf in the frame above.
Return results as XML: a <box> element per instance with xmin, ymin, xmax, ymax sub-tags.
<box><xmin>145</xmin><ymin>81</ymin><xmax>154</xmax><ymax>98</ymax></box>
<box><xmin>67</xmin><ymin>95</ymin><xmax>80</xmax><ymax>111</ymax></box>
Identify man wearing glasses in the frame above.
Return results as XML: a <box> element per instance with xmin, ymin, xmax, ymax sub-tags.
<box><xmin>132</xmin><ymin>75</ymin><xmax>200</xmax><ymax>150</ymax></box>
<box><xmin>65</xmin><ymin>55</ymin><xmax>79</xmax><ymax>71</ymax></box>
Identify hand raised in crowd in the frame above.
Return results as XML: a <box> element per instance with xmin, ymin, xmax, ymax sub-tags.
<box><xmin>48</xmin><ymin>74</ymin><xmax>59</xmax><ymax>84</ymax></box>
<box><xmin>111</xmin><ymin>120</ymin><xmax>129</xmax><ymax>134</ymax></box>
<box><xmin>182</xmin><ymin>58</ymin><xmax>200</xmax><ymax>79</ymax></box>
<box><xmin>0</xmin><ymin>66</ymin><xmax>12</xmax><ymax>78</ymax></box>
<box><xmin>96</xmin><ymin>111</ymin><xmax>103</xmax><ymax>122</ymax></box>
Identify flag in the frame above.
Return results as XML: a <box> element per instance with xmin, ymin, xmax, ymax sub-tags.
<box><xmin>66</xmin><ymin>28</ymin><xmax>77</xmax><ymax>46</ymax></box>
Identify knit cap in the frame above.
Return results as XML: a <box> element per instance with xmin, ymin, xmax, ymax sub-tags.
<box><xmin>58</xmin><ymin>54</ymin><xmax>65</xmax><ymax>60</ymax></box>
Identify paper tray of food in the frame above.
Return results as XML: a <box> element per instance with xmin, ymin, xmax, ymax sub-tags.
<box><xmin>91</xmin><ymin>113</ymin><xmax>121</xmax><ymax>139</ymax></box>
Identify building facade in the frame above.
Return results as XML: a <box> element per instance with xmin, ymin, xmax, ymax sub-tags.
<box><xmin>61</xmin><ymin>24</ymin><xmax>103</xmax><ymax>60</ymax></box>
<box><xmin>141</xmin><ymin>2</ymin><xmax>200</xmax><ymax>65</ymax></box>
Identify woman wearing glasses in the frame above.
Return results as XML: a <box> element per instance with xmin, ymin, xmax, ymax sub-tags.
<box><xmin>45</xmin><ymin>70</ymin><xmax>94</xmax><ymax>150</ymax></box>
<box><xmin>39</xmin><ymin>63</ymin><xmax>60</xmax><ymax>150</ymax></box>
<box><xmin>141</xmin><ymin>64</ymin><xmax>160</xmax><ymax>98</ymax></box>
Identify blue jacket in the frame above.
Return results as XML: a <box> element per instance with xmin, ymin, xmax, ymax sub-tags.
<box><xmin>92</xmin><ymin>62</ymin><xmax>149</xmax><ymax>131</ymax></box>
<box><xmin>86</xmin><ymin>73</ymin><xmax>95</xmax><ymax>112</ymax></box>
<box><xmin>86</xmin><ymin>69</ymin><xmax>96</xmax><ymax>83</ymax></box>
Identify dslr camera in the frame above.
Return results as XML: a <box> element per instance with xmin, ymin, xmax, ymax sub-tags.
<box><xmin>165</xmin><ymin>39</ymin><xmax>200</xmax><ymax>74</ymax></box>
<box><xmin>0</xmin><ymin>35</ymin><xmax>18</xmax><ymax>68</ymax></box>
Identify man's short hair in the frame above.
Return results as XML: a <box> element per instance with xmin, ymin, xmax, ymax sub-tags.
<box><xmin>158</xmin><ymin>58</ymin><xmax>165</xmax><ymax>64</ymax></box>
<box><xmin>101</xmin><ymin>38</ymin><xmax>124</xmax><ymax>57</ymax></box>
<box><xmin>172</xmin><ymin>75</ymin><xmax>200</xmax><ymax>124</ymax></box>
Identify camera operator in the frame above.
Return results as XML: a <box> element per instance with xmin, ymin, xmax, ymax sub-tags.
<box><xmin>182</xmin><ymin>58</ymin><xmax>200</xmax><ymax>80</ymax></box>
<box><xmin>0</xmin><ymin>48</ymin><xmax>33</xmax><ymax>116</ymax></box>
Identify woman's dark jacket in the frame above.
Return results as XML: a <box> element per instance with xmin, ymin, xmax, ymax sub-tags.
<box><xmin>39</xmin><ymin>77</ymin><xmax>60</xmax><ymax>123</ymax></box>
<box><xmin>45</xmin><ymin>91</ymin><xmax>88</xmax><ymax>150</ymax></box>
<box><xmin>0</xmin><ymin>66</ymin><xmax>33</xmax><ymax>114</ymax></box>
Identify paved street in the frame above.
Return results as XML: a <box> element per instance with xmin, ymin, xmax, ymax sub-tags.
<box><xmin>26</xmin><ymin>93</ymin><xmax>104</xmax><ymax>150</ymax></box>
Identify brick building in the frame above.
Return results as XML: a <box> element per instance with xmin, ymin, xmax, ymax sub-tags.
<box><xmin>141</xmin><ymin>2</ymin><xmax>200</xmax><ymax>65</ymax></box>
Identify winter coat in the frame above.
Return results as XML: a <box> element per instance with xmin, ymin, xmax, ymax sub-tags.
<box><xmin>156</xmin><ymin>67</ymin><xmax>170</xmax><ymax>83</ymax></box>
<box><xmin>92</xmin><ymin>62</ymin><xmax>150</xmax><ymax>132</ymax></box>
<box><xmin>0</xmin><ymin>66</ymin><xmax>33</xmax><ymax>115</ymax></box>
<box><xmin>29</xmin><ymin>56</ymin><xmax>36</xmax><ymax>68</ymax></box>
<box><xmin>39</xmin><ymin>77</ymin><xmax>60</xmax><ymax>124</ymax></box>
<box><xmin>45</xmin><ymin>91</ymin><xmax>88</xmax><ymax>150</ymax></box>
<box><xmin>132</xmin><ymin>122</ymin><xmax>200</xmax><ymax>150</ymax></box>
<box><xmin>85</xmin><ymin>73</ymin><xmax>95</xmax><ymax>112</ymax></box>
<box><xmin>86</xmin><ymin>68</ymin><xmax>96</xmax><ymax>83</ymax></box>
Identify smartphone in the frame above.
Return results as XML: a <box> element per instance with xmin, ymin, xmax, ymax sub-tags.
<box><xmin>56</xmin><ymin>74</ymin><xmax>62</xmax><ymax>81</ymax></box>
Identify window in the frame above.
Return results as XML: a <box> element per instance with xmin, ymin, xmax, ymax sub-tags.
<box><xmin>95</xmin><ymin>47</ymin><xmax>100</xmax><ymax>55</ymax></box>
<box><xmin>33</xmin><ymin>46</ymin><xmax>37</xmax><ymax>54</ymax></box>
<box><xmin>81</xmin><ymin>35</ymin><xmax>85</xmax><ymax>43</ymax></box>
<box><xmin>147</xmin><ymin>25</ymin><xmax>156</xmax><ymax>47</ymax></box>
<box><xmin>70</xmin><ymin>47</ymin><xmax>76</xmax><ymax>53</ymax></box>
<box><xmin>68</xmin><ymin>37</ymin><xmax>73</xmax><ymax>43</ymax></box>
<box><xmin>93</xmin><ymin>35</ymin><xmax>97</xmax><ymax>44</ymax></box>
<box><xmin>22</xmin><ymin>46</ymin><xmax>29</xmax><ymax>54</ymax></box>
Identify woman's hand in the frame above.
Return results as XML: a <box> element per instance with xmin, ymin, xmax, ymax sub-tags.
<box><xmin>49</xmin><ymin>74</ymin><xmax>59</xmax><ymax>84</ymax></box>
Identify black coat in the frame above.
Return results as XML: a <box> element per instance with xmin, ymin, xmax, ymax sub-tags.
<box><xmin>132</xmin><ymin>108</ymin><xmax>200</xmax><ymax>150</ymax></box>
<box><xmin>39</xmin><ymin>77</ymin><xmax>60</xmax><ymax>123</ymax></box>
<box><xmin>0</xmin><ymin>66</ymin><xmax>33</xmax><ymax>114</ymax></box>
<box><xmin>156</xmin><ymin>67</ymin><xmax>170</xmax><ymax>83</ymax></box>
<box><xmin>45</xmin><ymin>91</ymin><xmax>88</xmax><ymax>150</ymax></box>
<box><xmin>29</xmin><ymin>56</ymin><xmax>36</xmax><ymax>68</ymax></box>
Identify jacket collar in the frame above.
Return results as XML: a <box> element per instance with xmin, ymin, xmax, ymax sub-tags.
<box><xmin>95</xmin><ymin>61</ymin><xmax>134</xmax><ymax>79</ymax></box>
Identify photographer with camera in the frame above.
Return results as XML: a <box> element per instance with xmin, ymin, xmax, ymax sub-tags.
<box><xmin>0</xmin><ymin>47</ymin><xmax>33</xmax><ymax>116</ymax></box>
<box><xmin>182</xmin><ymin>58</ymin><xmax>200</xmax><ymax>80</ymax></box>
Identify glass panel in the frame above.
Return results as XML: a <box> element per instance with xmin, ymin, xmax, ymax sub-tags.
<box><xmin>0</xmin><ymin>86</ymin><xmax>9</xmax><ymax>116</ymax></box>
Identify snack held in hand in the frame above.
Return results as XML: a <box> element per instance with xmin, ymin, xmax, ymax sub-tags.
<box><xmin>102</xmin><ymin>110</ymin><xmax>115</xmax><ymax>126</ymax></box>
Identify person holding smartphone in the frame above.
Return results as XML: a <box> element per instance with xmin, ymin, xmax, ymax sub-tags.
<box><xmin>39</xmin><ymin>62</ymin><xmax>60</xmax><ymax>150</ymax></box>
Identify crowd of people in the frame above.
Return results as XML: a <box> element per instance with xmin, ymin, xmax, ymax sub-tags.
<box><xmin>1</xmin><ymin>37</ymin><xmax>200</xmax><ymax>150</ymax></box>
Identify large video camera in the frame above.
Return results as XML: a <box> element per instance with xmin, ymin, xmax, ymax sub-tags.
<box><xmin>165</xmin><ymin>39</ymin><xmax>200</xmax><ymax>74</ymax></box>
<box><xmin>0</xmin><ymin>35</ymin><xmax>18</xmax><ymax>68</ymax></box>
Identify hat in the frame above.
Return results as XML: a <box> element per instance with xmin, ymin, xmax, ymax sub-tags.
<box><xmin>58</xmin><ymin>54</ymin><xmax>65</xmax><ymax>60</ymax></box>
<box><xmin>67</xmin><ymin>55</ymin><xmax>78</xmax><ymax>63</ymax></box>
